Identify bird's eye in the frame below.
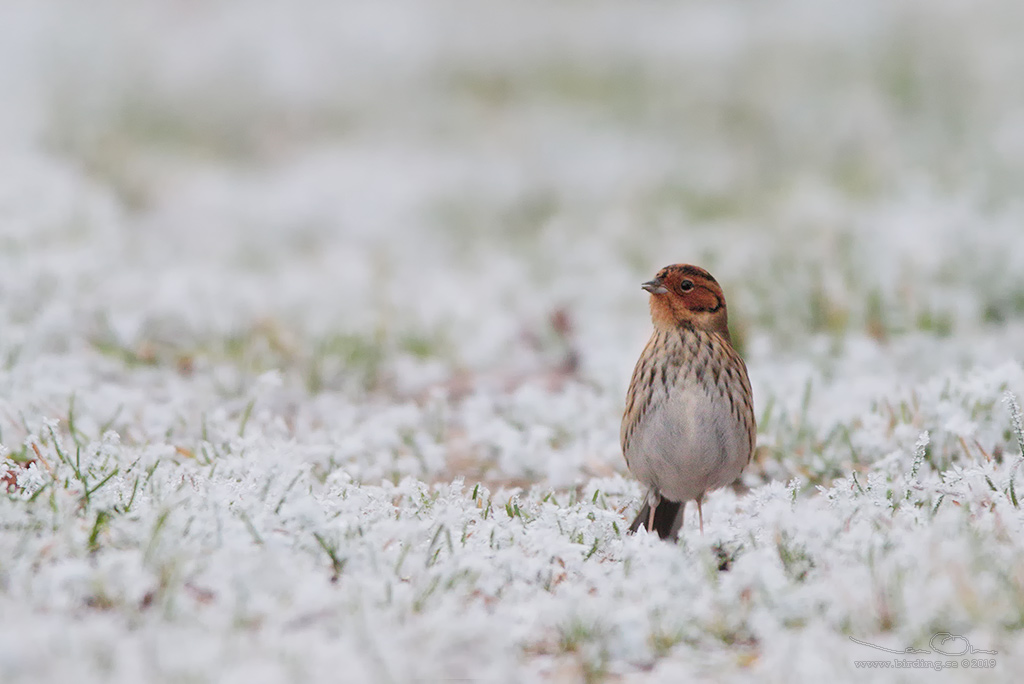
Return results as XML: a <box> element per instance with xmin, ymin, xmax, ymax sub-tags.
<box><xmin>679</xmin><ymin>280</ymin><xmax>694</xmax><ymax>293</ymax></box>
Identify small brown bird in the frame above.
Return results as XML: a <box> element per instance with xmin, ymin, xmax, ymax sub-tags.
<box><xmin>621</xmin><ymin>264</ymin><xmax>756</xmax><ymax>540</ymax></box>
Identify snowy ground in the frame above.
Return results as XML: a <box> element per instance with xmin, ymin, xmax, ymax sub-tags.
<box><xmin>3</xmin><ymin>0</ymin><xmax>1024</xmax><ymax>682</ymax></box>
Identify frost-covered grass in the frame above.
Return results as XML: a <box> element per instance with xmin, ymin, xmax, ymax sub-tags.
<box><xmin>3</xmin><ymin>0</ymin><xmax>1024</xmax><ymax>682</ymax></box>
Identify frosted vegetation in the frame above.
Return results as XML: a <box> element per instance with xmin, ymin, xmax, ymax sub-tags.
<box><xmin>2</xmin><ymin>1</ymin><xmax>1024</xmax><ymax>681</ymax></box>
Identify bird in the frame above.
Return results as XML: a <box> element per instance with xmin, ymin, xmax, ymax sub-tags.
<box><xmin>621</xmin><ymin>264</ymin><xmax>756</xmax><ymax>540</ymax></box>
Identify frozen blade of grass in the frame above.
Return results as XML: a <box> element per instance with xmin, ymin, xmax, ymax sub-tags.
<box><xmin>98</xmin><ymin>405</ymin><xmax>124</xmax><ymax>435</ymax></box>
<box><xmin>1003</xmin><ymin>392</ymin><xmax>1024</xmax><ymax>507</ymax></box>
<box><xmin>258</xmin><ymin>475</ymin><xmax>273</xmax><ymax>502</ymax></box>
<box><xmin>776</xmin><ymin>532</ymin><xmax>813</xmax><ymax>582</ymax></box>
<box><xmin>312</xmin><ymin>532</ymin><xmax>346</xmax><ymax>582</ymax></box>
<box><xmin>238</xmin><ymin>398</ymin><xmax>256</xmax><ymax>438</ymax></box>
<box><xmin>43</xmin><ymin>424</ymin><xmax>96</xmax><ymax>506</ymax></box>
<box><xmin>88</xmin><ymin>509</ymin><xmax>110</xmax><ymax>553</ymax></box>
<box><xmin>1005</xmin><ymin>392</ymin><xmax>1024</xmax><ymax>458</ymax></box>
<box><xmin>66</xmin><ymin>394</ymin><xmax>85</xmax><ymax>448</ymax></box>
<box><xmin>123</xmin><ymin>476</ymin><xmax>140</xmax><ymax>512</ymax></box>
<box><xmin>412</xmin><ymin>575</ymin><xmax>441</xmax><ymax>613</ymax></box>
<box><xmin>144</xmin><ymin>510</ymin><xmax>171</xmax><ymax>564</ymax></box>
<box><xmin>237</xmin><ymin>510</ymin><xmax>264</xmax><ymax>545</ymax></box>
<box><xmin>909</xmin><ymin>432</ymin><xmax>929</xmax><ymax>481</ymax></box>
<box><xmin>140</xmin><ymin>457</ymin><xmax>161</xmax><ymax>482</ymax></box>
<box><xmin>45</xmin><ymin>425</ymin><xmax>71</xmax><ymax>469</ymax></box>
<box><xmin>27</xmin><ymin>482</ymin><xmax>50</xmax><ymax>503</ymax></box>
<box><xmin>274</xmin><ymin>471</ymin><xmax>304</xmax><ymax>514</ymax></box>
<box><xmin>906</xmin><ymin>431</ymin><xmax>929</xmax><ymax>501</ymax></box>
<box><xmin>426</xmin><ymin>524</ymin><xmax>453</xmax><ymax>568</ymax></box>
<box><xmin>394</xmin><ymin>541</ymin><xmax>411</xmax><ymax>576</ymax></box>
<box><xmin>85</xmin><ymin>468</ymin><xmax>119</xmax><ymax>499</ymax></box>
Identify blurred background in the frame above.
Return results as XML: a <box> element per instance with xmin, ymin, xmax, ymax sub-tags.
<box><xmin>3</xmin><ymin>0</ymin><xmax>1024</xmax><ymax>454</ymax></box>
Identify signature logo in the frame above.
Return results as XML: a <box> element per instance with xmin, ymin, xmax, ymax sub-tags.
<box><xmin>850</xmin><ymin>633</ymin><xmax>997</xmax><ymax>657</ymax></box>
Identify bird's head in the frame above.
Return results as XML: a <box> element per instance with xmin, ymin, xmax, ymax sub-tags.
<box><xmin>643</xmin><ymin>264</ymin><xmax>730</xmax><ymax>338</ymax></box>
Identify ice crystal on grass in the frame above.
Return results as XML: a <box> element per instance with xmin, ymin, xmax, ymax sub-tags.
<box><xmin>1005</xmin><ymin>392</ymin><xmax>1024</xmax><ymax>460</ymax></box>
<box><xmin>905</xmin><ymin>430</ymin><xmax>929</xmax><ymax>502</ymax></box>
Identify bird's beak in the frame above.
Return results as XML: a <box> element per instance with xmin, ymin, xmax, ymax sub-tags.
<box><xmin>642</xmin><ymin>278</ymin><xmax>668</xmax><ymax>294</ymax></box>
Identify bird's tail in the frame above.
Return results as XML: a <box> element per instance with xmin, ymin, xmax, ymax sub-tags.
<box><xmin>628</xmin><ymin>499</ymin><xmax>684</xmax><ymax>540</ymax></box>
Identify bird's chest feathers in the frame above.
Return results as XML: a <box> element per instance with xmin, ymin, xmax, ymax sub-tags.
<box><xmin>623</xmin><ymin>337</ymin><xmax>749</xmax><ymax>501</ymax></box>
<box><xmin>635</xmin><ymin>382</ymin><xmax>733</xmax><ymax>461</ymax></box>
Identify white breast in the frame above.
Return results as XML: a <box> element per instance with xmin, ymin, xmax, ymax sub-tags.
<box><xmin>624</xmin><ymin>380</ymin><xmax>750</xmax><ymax>503</ymax></box>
